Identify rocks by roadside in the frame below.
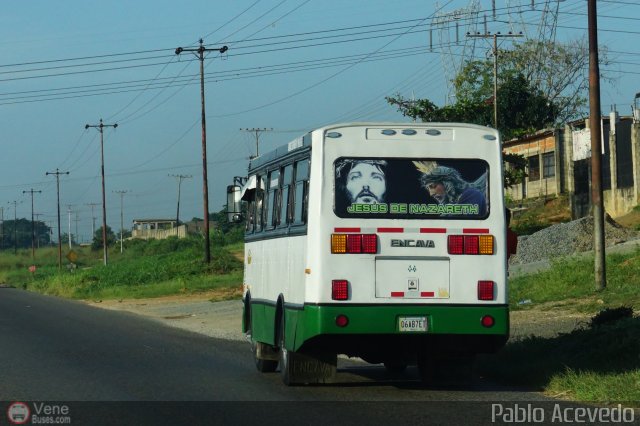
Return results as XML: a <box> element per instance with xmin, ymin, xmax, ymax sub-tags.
<box><xmin>510</xmin><ymin>215</ymin><xmax>640</xmax><ymax>266</ymax></box>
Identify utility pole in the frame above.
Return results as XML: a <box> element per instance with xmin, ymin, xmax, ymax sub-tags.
<box><xmin>114</xmin><ymin>190</ymin><xmax>128</xmax><ymax>253</ymax></box>
<box><xmin>47</xmin><ymin>168</ymin><xmax>69</xmax><ymax>270</ymax></box>
<box><xmin>34</xmin><ymin>213</ymin><xmax>43</xmax><ymax>248</ymax></box>
<box><xmin>9</xmin><ymin>201</ymin><xmax>21</xmax><ymax>255</ymax></box>
<box><xmin>85</xmin><ymin>202</ymin><xmax>99</xmax><ymax>242</ymax></box>
<box><xmin>169</xmin><ymin>174</ymin><xmax>192</xmax><ymax>226</ymax></box>
<box><xmin>241</xmin><ymin>127</ymin><xmax>273</xmax><ymax>159</ymax></box>
<box><xmin>467</xmin><ymin>31</ymin><xmax>523</xmax><ymax>130</ymax></box>
<box><xmin>74</xmin><ymin>211</ymin><xmax>81</xmax><ymax>245</ymax></box>
<box><xmin>588</xmin><ymin>0</ymin><xmax>606</xmax><ymax>291</ymax></box>
<box><xmin>22</xmin><ymin>189</ymin><xmax>42</xmax><ymax>260</ymax></box>
<box><xmin>175</xmin><ymin>39</ymin><xmax>228</xmax><ymax>264</ymax></box>
<box><xmin>67</xmin><ymin>205</ymin><xmax>73</xmax><ymax>249</ymax></box>
<box><xmin>85</xmin><ymin>119</ymin><xmax>118</xmax><ymax>266</ymax></box>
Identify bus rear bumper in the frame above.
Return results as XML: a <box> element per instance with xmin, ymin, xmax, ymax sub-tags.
<box><xmin>290</xmin><ymin>303</ymin><xmax>509</xmax><ymax>356</ymax></box>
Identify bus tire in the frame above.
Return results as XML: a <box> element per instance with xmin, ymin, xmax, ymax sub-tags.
<box><xmin>252</xmin><ymin>341</ymin><xmax>278</xmax><ymax>373</ymax></box>
<box><xmin>278</xmin><ymin>312</ymin><xmax>337</xmax><ymax>385</ymax></box>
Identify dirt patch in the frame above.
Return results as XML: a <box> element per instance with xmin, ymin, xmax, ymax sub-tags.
<box><xmin>86</xmin><ymin>292</ymin><xmax>244</xmax><ymax>341</ymax></box>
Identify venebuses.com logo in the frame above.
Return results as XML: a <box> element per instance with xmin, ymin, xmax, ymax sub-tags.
<box><xmin>7</xmin><ymin>402</ymin><xmax>30</xmax><ymax>425</ymax></box>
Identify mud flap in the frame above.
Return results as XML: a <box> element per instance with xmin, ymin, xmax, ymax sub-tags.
<box><xmin>281</xmin><ymin>350</ymin><xmax>337</xmax><ymax>385</ymax></box>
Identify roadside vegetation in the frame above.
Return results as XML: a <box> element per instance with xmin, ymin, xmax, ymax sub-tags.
<box><xmin>0</xmin><ymin>230</ymin><xmax>244</xmax><ymax>301</ymax></box>
<box><xmin>478</xmin><ymin>247</ymin><xmax>640</xmax><ymax>403</ymax></box>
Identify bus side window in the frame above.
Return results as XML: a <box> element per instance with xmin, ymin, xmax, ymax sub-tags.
<box><xmin>255</xmin><ymin>175</ymin><xmax>266</xmax><ymax>232</ymax></box>
<box><xmin>293</xmin><ymin>159</ymin><xmax>310</xmax><ymax>225</ymax></box>
<box><xmin>278</xmin><ymin>164</ymin><xmax>294</xmax><ymax>228</ymax></box>
<box><xmin>266</xmin><ymin>169</ymin><xmax>280</xmax><ymax>230</ymax></box>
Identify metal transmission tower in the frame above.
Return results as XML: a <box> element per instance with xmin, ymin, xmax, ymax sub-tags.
<box><xmin>175</xmin><ymin>39</ymin><xmax>228</xmax><ymax>264</ymax></box>
<box><xmin>431</xmin><ymin>1</ymin><xmax>481</xmax><ymax>101</ymax></box>
<box><xmin>22</xmin><ymin>189</ymin><xmax>42</xmax><ymax>260</ymax></box>
<box><xmin>85</xmin><ymin>118</ymin><xmax>118</xmax><ymax>266</ymax></box>
<box><xmin>506</xmin><ymin>0</ymin><xmax>560</xmax><ymax>44</ymax></box>
<box><xmin>46</xmin><ymin>168</ymin><xmax>69</xmax><ymax>270</ymax></box>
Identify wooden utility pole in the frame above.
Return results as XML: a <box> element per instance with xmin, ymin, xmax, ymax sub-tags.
<box><xmin>241</xmin><ymin>127</ymin><xmax>273</xmax><ymax>159</ymax></box>
<box><xmin>588</xmin><ymin>0</ymin><xmax>606</xmax><ymax>290</ymax></box>
<box><xmin>467</xmin><ymin>31</ymin><xmax>523</xmax><ymax>130</ymax></box>
<box><xmin>9</xmin><ymin>201</ymin><xmax>21</xmax><ymax>254</ymax></box>
<box><xmin>175</xmin><ymin>39</ymin><xmax>228</xmax><ymax>264</ymax></box>
<box><xmin>113</xmin><ymin>190</ymin><xmax>128</xmax><ymax>253</ymax></box>
<box><xmin>169</xmin><ymin>174</ymin><xmax>192</xmax><ymax>225</ymax></box>
<box><xmin>46</xmin><ymin>168</ymin><xmax>69</xmax><ymax>270</ymax></box>
<box><xmin>85</xmin><ymin>119</ymin><xmax>118</xmax><ymax>266</ymax></box>
<box><xmin>22</xmin><ymin>188</ymin><xmax>42</xmax><ymax>260</ymax></box>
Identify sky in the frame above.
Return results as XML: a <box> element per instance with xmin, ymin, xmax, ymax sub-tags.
<box><xmin>0</xmin><ymin>0</ymin><xmax>638</xmax><ymax>244</ymax></box>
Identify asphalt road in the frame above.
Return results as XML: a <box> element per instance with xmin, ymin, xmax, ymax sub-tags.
<box><xmin>1</xmin><ymin>288</ymin><xmax>600</xmax><ymax>426</ymax></box>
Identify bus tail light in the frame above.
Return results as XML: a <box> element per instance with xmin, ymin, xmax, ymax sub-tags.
<box><xmin>335</xmin><ymin>314</ymin><xmax>349</xmax><ymax>327</ymax></box>
<box><xmin>331</xmin><ymin>234</ymin><xmax>377</xmax><ymax>254</ymax></box>
<box><xmin>477</xmin><ymin>280</ymin><xmax>495</xmax><ymax>300</ymax></box>
<box><xmin>447</xmin><ymin>235</ymin><xmax>494</xmax><ymax>255</ymax></box>
<box><xmin>481</xmin><ymin>315</ymin><xmax>495</xmax><ymax>328</ymax></box>
<box><xmin>332</xmin><ymin>280</ymin><xmax>349</xmax><ymax>300</ymax></box>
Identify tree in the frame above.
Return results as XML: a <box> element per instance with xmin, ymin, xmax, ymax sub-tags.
<box><xmin>91</xmin><ymin>225</ymin><xmax>116</xmax><ymax>250</ymax></box>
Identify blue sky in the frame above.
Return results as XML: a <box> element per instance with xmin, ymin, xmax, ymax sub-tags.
<box><xmin>0</xmin><ymin>0</ymin><xmax>638</xmax><ymax>243</ymax></box>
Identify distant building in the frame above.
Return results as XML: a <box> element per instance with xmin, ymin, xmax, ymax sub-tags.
<box><xmin>131</xmin><ymin>219</ymin><xmax>185</xmax><ymax>240</ymax></box>
<box><xmin>503</xmin><ymin>112</ymin><xmax>640</xmax><ymax>218</ymax></box>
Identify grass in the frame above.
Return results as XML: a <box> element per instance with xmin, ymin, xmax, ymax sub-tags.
<box><xmin>0</xmin><ymin>236</ymin><xmax>244</xmax><ymax>301</ymax></box>
<box><xmin>509</xmin><ymin>248</ymin><xmax>640</xmax><ymax>313</ymax></box>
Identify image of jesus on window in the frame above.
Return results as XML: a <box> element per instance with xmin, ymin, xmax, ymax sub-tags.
<box><xmin>413</xmin><ymin>161</ymin><xmax>487</xmax><ymax>216</ymax></box>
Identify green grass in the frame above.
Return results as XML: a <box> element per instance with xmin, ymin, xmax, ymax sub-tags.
<box><xmin>478</xmin><ymin>317</ymin><xmax>640</xmax><ymax>402</ymax></box>
<box><xmin>0</xmin><ymin>236</ymin><xmax>244</xmax><ymax>301</ymax></box>
<box><xmin>509</xmin><ymin>248</ymin><xmax>640</xmax><ymax>313</ymax></box>
<box><xmin>477</xmin><ymin>247</ymin><xmax>640</xmax><ymax>403</ymax></box>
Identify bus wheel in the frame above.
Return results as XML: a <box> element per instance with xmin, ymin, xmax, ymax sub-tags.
<box><xmin>278</xmin><ymin>317</ymin><xmax>337</xmax><ymax>385</ymax></box>
<box><xmin>252</xmin><ymin>340</ymin><xmax>278</xmax><ymax>373</ymax></box>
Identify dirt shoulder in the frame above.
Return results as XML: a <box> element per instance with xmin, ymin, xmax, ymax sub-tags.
<box><xmin>86</xmin><ymin>292</ymin><xmax>244</xmax><ymax>341</ymax></box>
<box><xmin>85</xmin><ymin>293</ymin><xmax>589</xmax><ymax>343</ymax></box>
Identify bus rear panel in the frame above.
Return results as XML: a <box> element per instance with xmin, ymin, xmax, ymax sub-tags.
<box><xmin>237</xmin><ymin>123</ymin><xmax>508</xmax><ymax>384</ymax></box>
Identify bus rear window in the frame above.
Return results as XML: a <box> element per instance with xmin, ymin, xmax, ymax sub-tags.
<box><xmin>334</xmin><ymin>158</ymin><xmax>489</xmax><ymax>219</ymax></box>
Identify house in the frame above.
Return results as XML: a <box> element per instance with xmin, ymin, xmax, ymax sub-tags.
<box><xmin>503</xmin><ymin>112</ymin><xmax>640</xmax><ymax>218</ymax></box>
<box><xmin>131</xmin><ymin>219</ymin><xmax>186</xmax><ymax>240</ymax></box>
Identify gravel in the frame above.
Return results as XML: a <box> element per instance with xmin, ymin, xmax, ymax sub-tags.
<box><xmin>509</xmin><ymin>215</ymin><xmax>640</xmax><ymax>265</ymax></box>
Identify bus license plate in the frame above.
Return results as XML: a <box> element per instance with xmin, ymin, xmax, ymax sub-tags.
<box><xmin>398</xmin><ymin>316</ymin><xmax>427</xmax><ymax>332</ymax></box>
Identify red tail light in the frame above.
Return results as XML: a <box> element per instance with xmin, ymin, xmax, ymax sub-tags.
<box><xmin>346</xmin><ymin>234</ymin><xmax>362</xmax><ymax>253</ymax></box>
<box><xmin>332</xmin><ymin>234</ymin><xmax>377</xmax><ymax>254</ymax></box>
<box><xmin>477</xmin><ymin>280</ymin><xmax>495</xmax><ymax>300</ymax></box>
<box><xmin>448</xmin><ymin>234</ymin><xmax>494</xmax><ymax>255</ymax></box>
<box><xmin>448</xmin><ymin>235</ymin><xmax>464</xmax><ymax>254</ymax></box>
<box><xmin>481</xmin><ymin>315</ymin><xmax>495</xmax><ymax>328</ymax></box>
<box><xmin>362</xmin><ymin>234</ymin><xmax>377</xmax><ymax>253</ymax></box>
<box><xmin>332</xmin><ymin>280</ymin><xmax>349</xmax><ymax>300</ymax></box>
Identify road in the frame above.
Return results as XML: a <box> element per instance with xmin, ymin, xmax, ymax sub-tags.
<box><xmin>1</xmin><ymin>288</ymin><xmax>588</xmax><ymax>426</ymax></box>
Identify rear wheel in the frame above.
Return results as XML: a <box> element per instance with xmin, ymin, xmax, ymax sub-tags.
<box><xmin>278</xmin><ymin>311</ymin><xmax>337</xmax><ymax>386</ymax></box>
<box><xmin>253</xmin><ymin>341</ymin><xmax>278</xmax><ymax>373</ymax></box>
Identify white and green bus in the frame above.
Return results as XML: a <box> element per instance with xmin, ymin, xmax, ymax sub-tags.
<box><xmin>227</xmin><ymin>122</ymin><xmax>509</xmax><ymax>385</ymax></box>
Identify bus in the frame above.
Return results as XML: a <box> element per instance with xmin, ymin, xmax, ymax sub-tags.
<box><xmin>227</xmin><ymin>122</ymin><xmax>509</xmax><ymax>385</ymax></box>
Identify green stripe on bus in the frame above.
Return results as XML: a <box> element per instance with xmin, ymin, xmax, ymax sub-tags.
<box><xmin>291</xmin><ymin>304</ymin><xmax>508</xmax><ymax>351</ymax></box>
